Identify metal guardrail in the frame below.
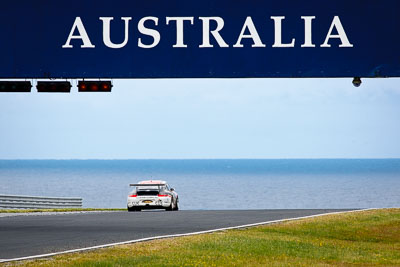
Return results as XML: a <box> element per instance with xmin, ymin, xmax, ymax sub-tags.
<box><xmin>0</xmin><ymin>194</ymin><xmax>82</xmax><ymax>209</ymax></box>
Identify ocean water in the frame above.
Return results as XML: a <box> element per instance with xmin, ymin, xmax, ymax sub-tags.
<box><xmin>0</xmin><ymin>159</ymin><xmax>399</xmax><ymax>210</ymax></box>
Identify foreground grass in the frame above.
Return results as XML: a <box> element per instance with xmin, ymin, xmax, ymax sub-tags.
<box><xmin>0</xmin><ymin>208</ymin><xmax>125</xmax><ymax>213</ymax></box>
<box><xmin>5</xmin><ymin>209</ymin><xmax>400</xmax><ymax>266</ymax></box>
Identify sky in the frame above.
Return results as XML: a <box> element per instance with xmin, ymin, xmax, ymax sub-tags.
<box><xmin>0</xmin><ymin>78</ymin><xmax>399</xmax><ymax>159</ymax></box>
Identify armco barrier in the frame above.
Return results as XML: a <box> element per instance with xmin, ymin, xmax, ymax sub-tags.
<box><xmin>0</xmin><ymin>195</ymin><xmax>82</xmax><ymax>209</ymax></box>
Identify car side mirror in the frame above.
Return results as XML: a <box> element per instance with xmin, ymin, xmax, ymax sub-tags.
<box><xmin>170</xmin><ymin>188</ymin><xmax>175</xmax><ymax>191</ymax></box>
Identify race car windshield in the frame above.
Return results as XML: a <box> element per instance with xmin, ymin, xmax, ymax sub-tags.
<box><xmin>136</xmin><ymin>186</ymin><xmax>160</xmax><ymax>190</ymax></box>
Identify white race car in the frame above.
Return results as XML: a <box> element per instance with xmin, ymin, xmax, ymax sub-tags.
<box><xmin>127</xmin><ymin>180</ymin><xmax>179</xmax><ymax>212</ymax></box>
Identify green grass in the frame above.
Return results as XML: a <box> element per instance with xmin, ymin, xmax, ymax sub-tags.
<box><xmin>0</xmin><ymin>208</ymin><xmax>125</xmax><ymax>213</ymax></box>
<box><xmin>3</xmin><ymin>209</ymin><xmax>400</xmax><ymax>267</ymax></box>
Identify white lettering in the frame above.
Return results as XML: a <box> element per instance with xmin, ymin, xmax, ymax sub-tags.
<box><xmin>271</xmin><ymin>16</ymin><xmax>295</xmax><ymax>47</ymax></box>
<box><xmin>301</xmin><ymin>16</ymin><xmax>315</xmax><ymax>47</ymax></box>
<box><xmin>63</xmin><ymin>15</ymin><xmax>354</xmax><ymax>50</ymax></box>
<box><xmin>62</xmin><ymin>17</ymin><xmax>95</xmax><ymax>48</ymax></box>
<box><xmin>233</xmin><ymin>17</ymin><xmax>266</xmax><ymax>48</ymax></box>
<box><xmin>199</xmin><ymin>17</ymin><xmax>228</xmax><ymax>48</ymax></box>
<box><xmin>166</xmin><ymin>17</ymin><xmax>194</xmax><ymax>48</ymax></box>
<box><xmin>138</xmin><ymin>17</ymin><xmax>161</xmax><ymax>48</ymax></box>
<box><xmin>100</xmin><ymin>17</ymin><xmax>131</xmax><ymax>49</ymax></box>
<box><xmin>321</xmin><ymin>16</ymin><xmax>353</xmax><ymax>47</ymax></box>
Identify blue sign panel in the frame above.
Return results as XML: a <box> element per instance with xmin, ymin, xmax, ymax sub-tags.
<box><xmin>0</xmin><ymin>0</ymin><xmax>399</xmax><ymax>78</ymax></box>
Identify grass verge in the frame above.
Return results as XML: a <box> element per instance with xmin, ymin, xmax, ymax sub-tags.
<box><xmin>3</xmin><ymin>208</ymin><xmax>400</xmax><ymax>266</ymax></box>
<box><xmin>0</xmin><ymin>208</ymin><xmax>125</xmax><ymax>213</ymax></box>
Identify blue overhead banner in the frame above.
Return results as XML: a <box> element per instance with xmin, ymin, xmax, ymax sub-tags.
<box><xmin>0</xmin><ymin>0</ymin><xmax>399</xmax><ymax>78</ymax></box>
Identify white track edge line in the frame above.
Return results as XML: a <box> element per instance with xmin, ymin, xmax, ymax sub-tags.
<box><xmin>0</xmin><ymin>208</ymin><xmax>382</xmax><ymax>263</ymax></box>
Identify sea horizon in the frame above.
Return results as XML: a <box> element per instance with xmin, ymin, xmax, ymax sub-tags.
<box><xmin>1</xmin><ymin>159</ymin><xmax>399</xmax><ymax>209</ymax></box>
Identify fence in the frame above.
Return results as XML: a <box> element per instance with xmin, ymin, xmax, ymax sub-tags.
<box><xmin>0</xmin><ymin>194</ymin><xmax>82</xmax><ymax>209</ymax></box>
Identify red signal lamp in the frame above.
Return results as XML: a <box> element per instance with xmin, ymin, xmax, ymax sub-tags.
<box><xmin>90</xmin><ymin>83</ymin><xmax>99</xmax><ymax>91</ymax></box>
<box><xmin>37</xmin><ymin>81</ymin><xmax>71</xmax><ymax>93</ymax></box>
<box><xmin>78</xmin><ymin>81</ymin><xmax>112</xmax><ymax>92</ymax></box>
<box><xmin>0</xmin><ymin>81</ymin><xmax>32</xmax><ymax>92</ymax></box>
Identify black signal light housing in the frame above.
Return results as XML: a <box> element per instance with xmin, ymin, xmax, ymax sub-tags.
<box><xmin>37</xmin><ymin>81</ymin><xmax>71</xmax><ymax>93</ymax></box>
<box><xmin>78</xmin><ymin>81</ymin><xmax>112</xmax><ymax>92</ymax></box>
<box><xmin>0</xmin><ymin>81</ymin><xmax>32</xmax><ymax>92</ymax></box>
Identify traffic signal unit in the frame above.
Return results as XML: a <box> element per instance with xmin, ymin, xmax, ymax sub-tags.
<box><xmin>37</xmin><ymin>81</ymin><xmax>71</xmax><ymax>93</ymax></box>
<box><xmin>0</xmin><ymin>81</ymin><xmax>32</xmax><ymax>92</ymax></box>
<box><xmin>78</xmin><ymin>81</ymin><xmax>112</xmax><ymax>92</ymax></box>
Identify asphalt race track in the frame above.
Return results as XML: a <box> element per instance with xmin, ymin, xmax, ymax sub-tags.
<box><xmin>0</xmin><ymin>209</ymin><xmax>355</xmax><ymax>260</ymax></box>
